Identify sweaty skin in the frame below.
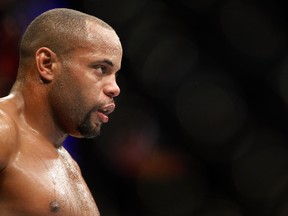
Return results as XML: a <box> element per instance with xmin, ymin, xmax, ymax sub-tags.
<box><xmin>0</xmin><ymin>102</ymin><xmax>99</xmax><ymax>215</ymax></box>
<box><xmin>0</xmin><ymin>13</ymin><xmax>122</xmax><ymax>216</ymax></box>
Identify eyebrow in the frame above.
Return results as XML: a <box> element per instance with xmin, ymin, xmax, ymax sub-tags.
<box><xmin>102</xmin><ymin>59</ymin><xmax>114</xmax><ymax>67</ymax></box>
<box><xmin>102</xmin><ymin>59</ymin><xmax>121</xmax><ymax>71</ymax></box>
<box><xmin>96</xmin><ymin>59</ymin><xmax>121</xmax><ymax>71</ymax></box>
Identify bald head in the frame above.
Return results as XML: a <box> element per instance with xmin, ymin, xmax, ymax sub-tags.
<box><xmin>17</xmin><ymin>8</ymin><xmax>115</xmax><ymax>80</ymax></box>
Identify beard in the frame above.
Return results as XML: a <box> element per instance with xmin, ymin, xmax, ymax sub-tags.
<box><xmin>77</xmin><ymin>108</ymin><xmax>101</xmax><ymax>139</ymax></box>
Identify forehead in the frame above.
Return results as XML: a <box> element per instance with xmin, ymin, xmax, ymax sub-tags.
<box><xmin>86</xmin><ymin>21</ymin><xmax>122</xmax><ymax>52</ymax></box>
<box><xmin>72</xmin><ymin>21</ymin><xmax>123</xmax><ymax>68</ymax></box>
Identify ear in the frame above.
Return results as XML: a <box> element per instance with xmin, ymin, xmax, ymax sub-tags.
<box><xmin>35</xmin><ymin>47</ymin><xmax>57</xmax><ymax>83</ymax></box>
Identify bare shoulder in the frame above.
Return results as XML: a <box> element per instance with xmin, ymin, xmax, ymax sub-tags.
<box><xmin>0</xmin><ymin>108</ymin><xmax>18</xmax><ymax>171</ymax></box>
<box><xmin>58</xmin><ymin>146</ymin><xmax>82</xmax><ymax>173</ymax></box>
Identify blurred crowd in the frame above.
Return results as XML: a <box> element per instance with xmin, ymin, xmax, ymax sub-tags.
<box><xmin>2</xmin><ymin>0</ymin><xmax>288</xmax><ymax>215</ymax></box>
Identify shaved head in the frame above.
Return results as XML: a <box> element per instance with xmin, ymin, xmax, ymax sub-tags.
<box><xmin>17</xmin><ymin>8</ymin><xmax>114</xmax><ymax>80</ymax></box>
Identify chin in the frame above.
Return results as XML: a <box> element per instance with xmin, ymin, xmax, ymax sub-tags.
<box><xmin>77</xmin><ymin>113</ymin><xmax>102</xmax><ymax>138</ymax></box>
<box><xmin>78</xmin><ymin>125</ymin><xmax>101</xmax><ymax>139</ymax></box>
<box><xmin>83</xmin><ymin>131</ymin><xmax>101</xmax><ymax>139</ymax></box>
<box><xmin>69</xmin><ymin>130</ymin><xmax>100</xmax><ymax>139</ymax></box>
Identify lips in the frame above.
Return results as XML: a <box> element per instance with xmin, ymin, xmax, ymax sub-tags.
<box><xmin>98</xmin><ymin>104</ymin><xmax>115</xmax><ymax>115</ymax></box>
<box><xmin>97</xmin><ymin>103</ymin><xmax>115</xmax><ymax>123</ymax></box>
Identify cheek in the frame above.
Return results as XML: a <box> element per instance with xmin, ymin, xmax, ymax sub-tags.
<box><xmin>61</xmin><ymin>66</ymin><xmax>102</xmax><ymax>108</ymax></box>
<box><xmin>50</xmin><ymin>72</ymin><xmax>83</xmax><ymax>114</ymax></box>
<box><xmin>84</xmin><ymin>80</ymin><xmax>103</xmax><ymax>100</ymax></box>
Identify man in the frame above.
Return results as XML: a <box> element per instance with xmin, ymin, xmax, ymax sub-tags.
<box><xmin>0</xmin><ymin>8</ymin><xmax>122</xmax><ymax>215</ymax></box>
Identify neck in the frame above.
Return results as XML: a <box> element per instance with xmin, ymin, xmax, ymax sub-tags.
<box><xmin>10</xmin><ymin>81</ymin><xmax>68</xmax><ymax>148</ymax></box>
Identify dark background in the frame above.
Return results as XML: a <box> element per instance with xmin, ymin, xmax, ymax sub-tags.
<box><xmin>2</xmin><ymin>0</ymin><xmax>288</xmax><ymax>215</ymax></box>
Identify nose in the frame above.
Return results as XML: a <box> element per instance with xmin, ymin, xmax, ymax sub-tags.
<box><xmin>104</xmin><ymin>78</ymin><xmax>120</xmax><ymax>98</ymax></box>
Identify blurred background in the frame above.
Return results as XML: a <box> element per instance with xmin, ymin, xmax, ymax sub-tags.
<box><xmin>2</xmin><ymin>0</ymin><xmax>288</xmax><ymax>215</ymax></box>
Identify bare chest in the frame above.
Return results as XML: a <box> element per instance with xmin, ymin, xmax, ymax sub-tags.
<box><xmin>0</xmin><ymin>148</ymin><xmax>100</xmax><ymax>216</ymax></box>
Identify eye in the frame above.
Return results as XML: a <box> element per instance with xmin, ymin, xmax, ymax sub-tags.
<box><xmin>93</xmin><ymin>65</ymin><xmax>108</xmax><ymax>75</ymax></box>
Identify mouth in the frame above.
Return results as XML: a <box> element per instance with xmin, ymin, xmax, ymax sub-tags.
<box><xmin>98</xmin><ymin>103</ymin><xmax>115</xmax><ymax>115</ymax></box>
<box><xmin>96</xmin><ymin>103</ymin><xmax>116</xmax><ymax>123</ymax></box>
